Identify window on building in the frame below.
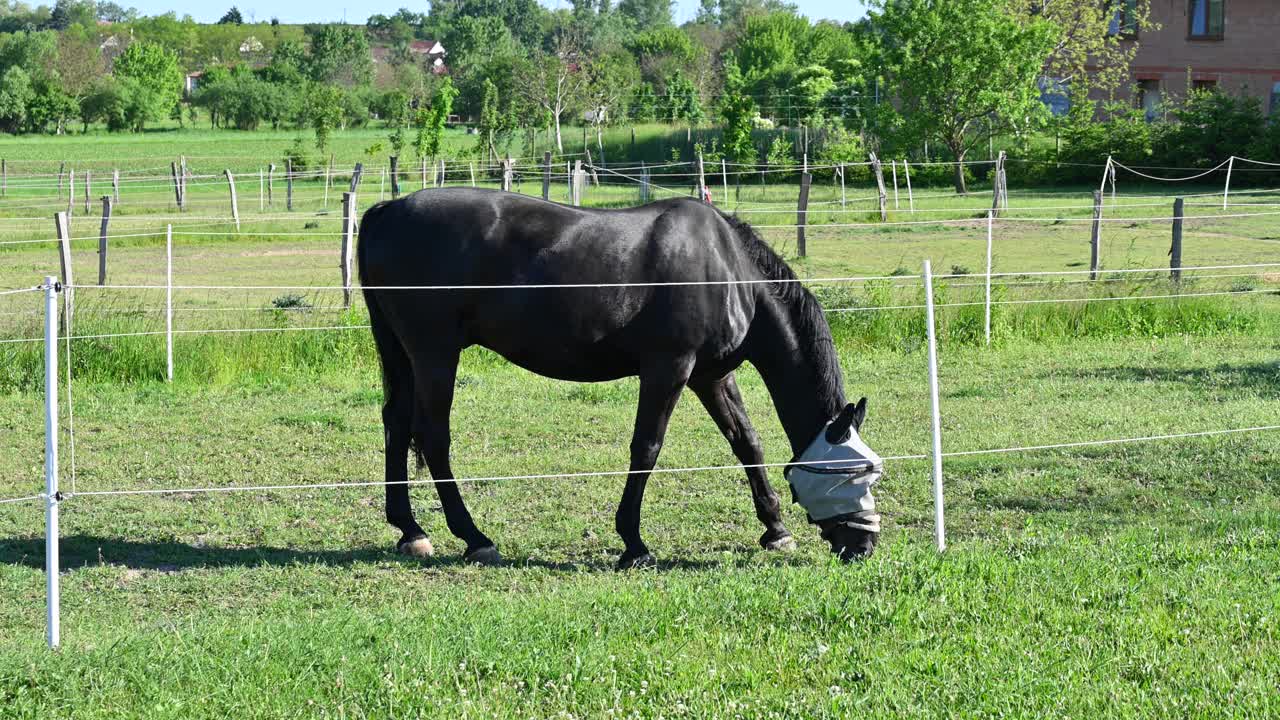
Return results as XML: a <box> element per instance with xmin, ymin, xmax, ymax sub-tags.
<box><xmin>1188</xmin><ymin>0</ymin><xmax>1224</xmax><ymax>39</ymax></box>
<box><xmin>1137</xmin><ymin>80</ymin><xmax>1162</xmax><ymax>121</ymax></box>
<box><xmin>1192</xmin><ymin>79</ymin><xmax>1218</xmax><ymax>93</ymax></box>
<box><xmin>1107</xmin><ymin>0</ymin><xmax>1139</xmax><ymax>38</ymax></box>
<box><xmin>1271</xmin><ymin>82</ymin><xmax>1280</xmax><ymax>116</ymax></box>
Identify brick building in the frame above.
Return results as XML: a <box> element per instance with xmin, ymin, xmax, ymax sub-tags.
<box><xmin>1119</xmin><ymin>0</ymin><xmax>1280</xmax><ymax>117</ymax></box>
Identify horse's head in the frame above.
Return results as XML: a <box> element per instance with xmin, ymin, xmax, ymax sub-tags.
<box><xmin>784</xmin><ymin>397</ymin><xmax>883</xmax><ymax>561</ymax></box>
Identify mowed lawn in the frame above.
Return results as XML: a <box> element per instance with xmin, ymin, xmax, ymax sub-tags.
<box><xmin>0</xmin><ymin>329</ymin><xmax>1277</xmax><ymax>717</ymax></box>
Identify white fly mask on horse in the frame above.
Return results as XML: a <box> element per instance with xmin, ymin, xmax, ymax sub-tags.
<box><xmin>784</xmin><ymin>400</ymin><xmax>883</xmax><ymax>533</ymax></box>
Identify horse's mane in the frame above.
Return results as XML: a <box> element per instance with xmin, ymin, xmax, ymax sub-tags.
<box><xmin>720</xmin><ymin>212</ymin><xmax>845</xmax><ymax>416</ymax></box>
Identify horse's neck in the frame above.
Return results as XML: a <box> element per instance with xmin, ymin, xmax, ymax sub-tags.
<box><xmin>746</xmin><ymin>298</ymin><xmax>844</xmax><ymax>456</ymax></box>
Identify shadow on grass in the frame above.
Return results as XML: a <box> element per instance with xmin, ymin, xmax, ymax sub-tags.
<box><xmin>1054</xmin><ymin>362</ymin><xmax>1280</xmax><ymax>395</ymax></box>
<box><xmin>0</xmin><ymin>534</ymin><xmax>771</xmax><ymax>574</ymax></box>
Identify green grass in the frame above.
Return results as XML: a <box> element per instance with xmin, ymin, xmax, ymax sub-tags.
<box><xmin>0</xmin><ymin>130</ymin><xmax>1278</xmax><ymax>716</ymax></box>
<box><xmin>1</xmin><ymin>333</ymin><xmax>1278</xmax><ymax>716</ymax></box>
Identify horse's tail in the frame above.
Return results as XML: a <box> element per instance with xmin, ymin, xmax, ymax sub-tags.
<box><xmin>357</xmin><ymin>199</ymin><xmax>395</xmax><ymax>288</ymax></box>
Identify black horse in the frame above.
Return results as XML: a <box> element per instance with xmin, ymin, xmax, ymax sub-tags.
<box><xmin>358</xmin><ymin>188</ymin><xmax>879</xmax><ymax>568</ymax></box>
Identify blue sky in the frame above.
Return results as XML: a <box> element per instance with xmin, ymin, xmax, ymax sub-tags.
<box><xmin>125</xmin><ymin>1</ymin><xmax>868</xmax><ymax>26</ymax></box>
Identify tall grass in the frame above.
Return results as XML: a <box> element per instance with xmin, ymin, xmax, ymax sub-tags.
<box><xmin>1</xmin><ymin>283</ymin><xmax>1271</xmax><ymax>390</ymax></box>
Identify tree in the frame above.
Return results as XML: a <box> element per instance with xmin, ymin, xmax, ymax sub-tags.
<box><xmin>518</xmin><ymin>29</ymin><xmax>588</xmax><ymax>154</ymax></box>
<box><xmin>1009</xmin><ymin>0</ymin><xmax>1154</xmax><ymax>97</ymax></box>
<box><xmin>423</xmin><ymin>77</ymin><xmax>458</xmax><ymax>160</ymax></box>
<box><xmin>0</xmin><ymin>66</ymin><xmax>34</xmax><ymax>133</ymax></box>
<box><xmin>719</xmin><ymin>64</ymin><xmax>757</xmax><ymax>165</ymax></box>
<box><xmin>304</xmin><ymin>82</ymin><xmax>344</xmax><ymax>156</ymax></box>
<box><xmin>218</xmin><ymin>6</ymin><xmax>244</xmax><ymax>24</ymax></box>
<box><xmin>618</xmin><ymin>0</ymin><xmax>673</xmax><ymax>28</ymax></box>
<box><xmin>54</xmin><ymin>26</ymin><xmax>103</xmax><ymax>110</ymax></box>
<box><xmin>582</xmin><ymin>50</ymin><xmax>641</xmax><ymax>147</ymax></box>
<box><xmin>476</xmin><ymin>77</ymin><xmax>501</xmax><ymax>160</ymax></box>
<box><xmin>868</xmin><ymin>0</ymin><xmax>1057</xmax><ymax>193</ymax></box>
<box><xmin>305</xmin><ymin>25</ymin><xmax>373</xmax><ymax>87</ymax></box>
<box><xmin>109</xmin><ymin>40</ymin><xmax>181</xmax><ymax>130</ymax></box>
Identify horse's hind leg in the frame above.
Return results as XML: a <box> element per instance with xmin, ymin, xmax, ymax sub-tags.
<box><xmin>411</xmin><ymin>349</ymin><xmax>499</xmax><ymax>564</ymax></box>
<box><xmin>616</xmin><ymin>357</ymin><xmax>696</xmax><ymax>570</ymax></box>
<box><xmin>691</xmin><ymin>374</ymin><xmax>794</xmax><ymax>551</ymax></box>
<box><xmin>371</xmin><ymin>310</ymin><xmax>433</xmax><ymax>557</ymax></box>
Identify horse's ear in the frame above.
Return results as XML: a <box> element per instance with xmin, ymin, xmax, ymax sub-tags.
<box><xmin>825</xmin><ymin>403</ymin><xmax>857</xmax><ymax>445</ymax></box>
<box><xmin>851</xmin><ymin>397</ymin><xmax>868</xmax><ymax>431</ymax></box>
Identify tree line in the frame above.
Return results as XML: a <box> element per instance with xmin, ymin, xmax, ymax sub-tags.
<box><xmin>1</xmin><ymin>0</ymin><xmax>1277</xmax><ymax>192</ymax></box>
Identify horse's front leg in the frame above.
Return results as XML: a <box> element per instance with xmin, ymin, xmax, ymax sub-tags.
<box><xmin>616</xmin><ymin>357</ymin><xmax>696</xmax><ymax>570</ymax></box>
<box><xmin>690</xmin><ymin>374</ymin><xmax>794</xmax><ymax>551</ymax></box>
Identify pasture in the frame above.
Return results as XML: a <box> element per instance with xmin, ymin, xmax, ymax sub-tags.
<box><xmin>1</xmin><ymin>130</ymin><xmax>1278</xmax><ymax>717</ymax></box>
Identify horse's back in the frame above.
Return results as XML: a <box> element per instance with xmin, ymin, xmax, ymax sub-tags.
<box><xmin>358</xmin><ymin>189</ymin><xmax>758</xmax><ymax>381</ymax></box>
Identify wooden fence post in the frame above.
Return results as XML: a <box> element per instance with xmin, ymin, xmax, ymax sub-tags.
<box><xmin>224</xmin><ymin>169</ymin><xmax>239</xmax><ymax>231</ymax></box>
<box><xmin>1</xmin><ymin>158</ymin><xmax>6</xmax><ymax>197</ymax></box>
<box><xmin>437</xmin><ymin>158</ymin><xmax>446</xmax><ymax>188</ymax></box>
<box><xmin>1170</xmin><ymin>197</ymin><xmax>1184</xmax><ymax>282</ymax></box>
<box><xmin>341</xmin><ymin>192</ymin><xmax>355</xmax><ymax>308</ymax></box>
<box><xmin>267</xmin><ymin>163</ymin><xmax>275</xmax><ymax>206</ymax></box>
<box><xmin>58</xmin><ymin>162</ymin><xmax>65</xmax><ymax>197</ymax></box>
<box><xmin>542</xmin><ymin>151</ymin><xmax>552</xmax><ymax>200</ymax></box>
<box><xmin>349</xmin><ymin>162</ymin><xmax>363</xmax><ymax>193</ymax></box>
<box><xmin>469</xmin><ymin>162</ymin><xmax>476</xmax><ymax>188</ymax></box>
<box><xmin>640</xmin><ymin>162</ymin><xmax>649</xmax><ymax>204</ymax></box>
<box><xmin>501</xmin><ymin>157</ymin><xmax>513</xmax><ymax>192</ymax></box>
<box><xmin>421</xmin><ymin>157</ymin><xmax>427</xmax><ymax>189</ymax></box>
<box><xmin>54</xmin><ymin>211</ymin><xmax>72</xmax><ymax>328</ymax></box>
<box><xmin>1090</xmin><ymin>190</ymin><xmax>1102</xmax><ymax>280</ymax></box>
<box><xmin>585</xmin><ymin>149</ymin><xmax>599</xmax><ymax>187</ymax></box>
<box><xmin>869</xmin><ymin>153</ymin><xmax>887</xmax><ymax>222</ymax></box>
<box><xmin>112</xmin><ymin>169</ymin><xmax>120</xmax><ymax>204</ymax></box>
<box><xmin>83</xmin><ymin>170</ymin><xmax>91</xmax><ymax>214</ymax></box>
<box><xmin>572</xmin><ymin>160</ymin><xmax>583</xmax><ymax>206</ymax></box>
<box><xmin>98</xmin><ymin>197</ymin><xmax>111</xmax><ymax>286</ymax></box>
<box><xmin>839</xmin><ymin>164</ymin><xmax>846</xmax><ymax>209</ymax></box>
<box><xmin>991</xmin><ymin>151</ymin><xmax>1007</xmax><ymax>217</ymax></box>
<box><xmin>285</xmin><ymin>158</ymin><xmax>293</xmax><ymax>211</ymax></box>
<box><xmin>797</xmin><ymin>172</ymin><xmax>812</xmax><ymax>258</ymax></box>
<box><xmin>67</xmin><ymin>169</ymin><xmax>74</xmax><ymax>216</ymax></box>
<box><xmin>389</xmin><ymin>156</ymin><xmax>400</xmax><ymax>198</ymax></box>
<box><xmin>171</xmin><ymin>161</ymin><xmax>182</xmax><ymax>209</ymax></box>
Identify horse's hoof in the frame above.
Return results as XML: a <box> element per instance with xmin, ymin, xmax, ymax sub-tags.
<box><xmin>463</xmin><ymin>545</ymin><xmax>502</xmax><ymax>566</ymax></box>
<box><xmin>761</xmin><ymin>532</ymin><xmax>797</xmax><ymax>552</ymax></box>
<box><xmin>616</xmin><ymin>551</ymin><xmax>656</xmax><ymax>570</ymax></box>
<box><xmin>397</xmin><ymin>536</ymin><xmax>434</xmax><ymax>558</ymax></box>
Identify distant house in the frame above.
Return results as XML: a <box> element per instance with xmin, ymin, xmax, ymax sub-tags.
<box><xmin>185</xmin><ymin>71</ymin><xmax>203</xmax><ymax>97</ymax></box>
<box><xmin>372</xmin><ymin>39</ymin><xmax>448</xmax><ymax>74</ymax></box>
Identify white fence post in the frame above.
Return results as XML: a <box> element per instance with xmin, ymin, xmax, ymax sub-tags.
<box><xmin>259</xmin><ymin>169</ymin><xmax>264</xmax><ymax>212</ymax></box>
<box><xmin>166</xmin><ymin>225</ymin><xmax>174</xmax><ymax>382</ymax></box>
<box><xmin>923</xmin><ymin>260</ymin><xmax>946</xmax><ymax>552</ymax></box>
<box><xmin>1223</xmin><ymin>156</ymin><xmax>1234</xmax><ymax>210</ymax></box>
<box><xmin>904</xmin><ymin>160</ymin><xmax>914</xmax><ymax>213</ymax></box>
<box><xmin>891</xmin><ymin>161</ymin><xmax>899</xmax><ymax>210</ymax></box>
<box><xmin>224</xmin><ymin>169</ymin><xmax>239</xmax><ymax>232</ymax></box>
<box><xmin>44</xmin><ymin>275</ymin><xmax>61</xmax><ymax>649</ymax></box>
<box><xmin>985</xmin><ymin>211</ymin><xmax>994</xmax><ymax>346</ymax></box>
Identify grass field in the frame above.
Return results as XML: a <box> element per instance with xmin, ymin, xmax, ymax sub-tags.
<box><xmin>0</xmin><ymin>129</ymin><xmax>1278</xmax><ymax>717</ymax></box>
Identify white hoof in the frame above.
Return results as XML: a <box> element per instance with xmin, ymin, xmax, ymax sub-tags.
<box><xmin>397</xmin><ymin>537</ymin><xmax>435</xmax><ymax>558</ymax></box>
